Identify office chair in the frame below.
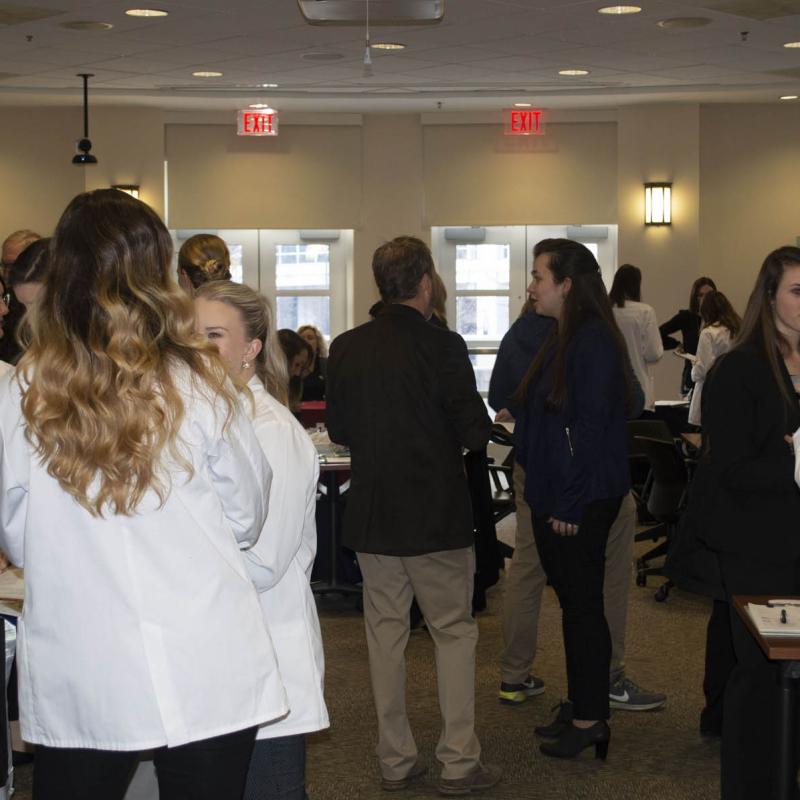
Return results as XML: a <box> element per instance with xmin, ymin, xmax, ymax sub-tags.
<box><xmin>487</xmin><ymin>424</ymin><xmax>516</xmax><ymax>535</ymax></box>
<box><xmin>634</xmin><ymin>435</ymin><xmax>690</xmax><ymax>602</ymax></box>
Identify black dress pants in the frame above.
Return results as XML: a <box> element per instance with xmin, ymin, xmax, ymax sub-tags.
<box><xmin>718</xmin><ymin>552</ymin><xmax>800</xmax><ymax>800</ymax></box>
<box><xmin>33</xmin><ymin>726</ymin><xmax>257</xmax><ymax>800</ymax></box>
<box><xmin>700</xmin><ymin>598</ymin><xmax>736</xmax><ymax>735</ymax></box>
<box><xmin>533</xmin><ymin>496</ymin><xmax>622</xmax><ymax>721</ymax></box>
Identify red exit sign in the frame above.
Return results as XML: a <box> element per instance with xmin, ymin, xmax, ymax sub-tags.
<box><xmin>237</xmin><ymin>109</ymin><xmax>279</xmax><ymax>137</ymax></box>
<box><xmin>504</xmin><ymin>108</ymin><xmax>545</xmax><ymax>136</ymax></box>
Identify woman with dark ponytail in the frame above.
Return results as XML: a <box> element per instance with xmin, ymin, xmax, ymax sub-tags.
<box><xmin>514</xmin><ymin>238</ymin><xmax>630</xmax><ymax>761</ymax></box>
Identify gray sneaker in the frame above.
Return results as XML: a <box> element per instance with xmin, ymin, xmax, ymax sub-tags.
<box><xmin>609</xmin><ymin>676</ymin><xmax>666</xmax><ymax>711</ymax></box>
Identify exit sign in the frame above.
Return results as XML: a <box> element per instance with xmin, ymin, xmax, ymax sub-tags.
<box><xmin>237</xmin><ymin>109</ymin><xmax>278</xmax><ymax>137</ymax></box>
<box><xmin>504</xmin><ymin>108</ymin><xmax>545</xmax><ymax>136</ymax></box>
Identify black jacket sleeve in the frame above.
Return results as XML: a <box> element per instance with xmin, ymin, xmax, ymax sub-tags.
<box><xmin>440</xmin><ymin>333</ymin><xmax>492</xmax><ymax>452</ymax></box>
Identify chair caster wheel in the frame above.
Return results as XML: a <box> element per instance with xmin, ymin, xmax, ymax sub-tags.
<box><xmin>654</xmin><ymin>584</ymin><xmax>670</xmax><ymax>602</ymax></box>
<box><xmin>636</xmin><ymin>572</ymin><xmax>647</xmax><ymax>588</ymax></box>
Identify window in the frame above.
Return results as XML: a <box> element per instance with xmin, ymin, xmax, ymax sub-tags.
<box><xmin>454</xmin><ymin>244</ymin><xmax>511</xmax><ymax>343</ymax></box>
<box><xmin>274</xmin><ymin>244</ymin><xmax>332</xmax><ymax>336</ymax></box>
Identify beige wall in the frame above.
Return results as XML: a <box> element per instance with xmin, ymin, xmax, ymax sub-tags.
<box><xmin>423</xmin><ymin>122</ymin><xmax>617</xmax><ymax>226</ymax></box>
<box><xmin>86</xmin><ymin>107</ymin><xmax>166</xmax><ymax>219</ymax></box>
<box><xmin>617</xmin><ymin>104</ymin><xmax>701</xmax><ymax>398</ymax></box>
<box><xmin>0</xmin><ymin>108</ymin><xmax>85</xmax><ymax>239</ymax></box>
<box><xmin>699</xmin><ymin>103</ymin><xmax>800</xmax><ymax>313</ymax></box>
<box><xmin>165</xmin><ymin>123</ymin><xmax>362</xmax><ymax>230</ymax></box>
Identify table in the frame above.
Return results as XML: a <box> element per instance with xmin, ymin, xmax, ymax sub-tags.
<box><xmin>734</xmin><ymin>595</ymin><xmax>800</xmax><ymax>800</ymax></box>
<box><xmin>298</xmin><ymin>401</ymin><xmax>326</xmax><ymax>430</ymax></box>
<box><xmin>312</xmin><ymin>461</ymin><xmax>361</xmax><ymax>598</ymax></box>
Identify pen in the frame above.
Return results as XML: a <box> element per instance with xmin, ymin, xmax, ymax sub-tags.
<box><xmin>781</xmin><ymin>609</ymin><xmax>788</xmax><ymax>624</ymax></box>
<box><xmin>565</xmin><ymin>427</ymin><xmax>574</xmax><ymax>456</ymax></box>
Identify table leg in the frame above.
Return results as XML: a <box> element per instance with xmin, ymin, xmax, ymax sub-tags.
<box><xmin>327</xmin><ymin>471</ymin><xmax>338</xmax><ymax>589</ymax></box>
<box><xmin>778</xmin><ymin>661</ymin><xmax>800</xmax><ymax>800</ymax></box>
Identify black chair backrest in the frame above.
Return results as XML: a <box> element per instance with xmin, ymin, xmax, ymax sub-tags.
<box><xmin>635</xmin><ymin>435</ymin><xmax>688</xmax><ymax>522</ymax></box>
<box><xmin>489</xmin><ymin>423</ymin><xmax>515</xmax><ymax>470</ymax></box>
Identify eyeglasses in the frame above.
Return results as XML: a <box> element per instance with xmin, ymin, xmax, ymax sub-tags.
<box><xmin>1</xmin><ymin>293</ymin><xmax>10</xmax><ymax>308</ymax></box>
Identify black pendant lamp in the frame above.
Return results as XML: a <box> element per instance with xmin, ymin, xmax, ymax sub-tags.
<box><xmin>72</xmin><ymin>73</ymin><xmax>98</xmax><ymax>165</ymax></box>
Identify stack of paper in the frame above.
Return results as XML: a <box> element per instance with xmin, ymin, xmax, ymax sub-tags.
<box><xmin>747</xmin><ymin>602</ymin><xmax>800</xmax><ymax>636</ymax></box>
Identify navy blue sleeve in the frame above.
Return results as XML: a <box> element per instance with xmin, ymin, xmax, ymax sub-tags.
<box><xmin>488</xmin><ymin>332</ymin><xmax>516</xmax><ymax>414</ymax></box>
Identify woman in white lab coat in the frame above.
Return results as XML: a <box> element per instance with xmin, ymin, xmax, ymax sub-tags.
<box><xmin>688</xmin><ymin>290</ymin><xmax>741</xmax><ymax>426</ymax></box>
<box><xmin>608</xmin><ymin>264</ymin><xmax>663</xmax><ymax>413</ymax></box>
<box><xmin>0</xmin><ymin>190</ymin><xmax>287</xmax><ymax>800</ymax></box>
<box><xmin>195</xmin><ymin>280</ymin><xmax>328</xmax><ymax>800</ymax></box>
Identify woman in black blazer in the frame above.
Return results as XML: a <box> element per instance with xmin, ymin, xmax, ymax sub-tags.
<box><xmin>701</xmin><ymin>246</ymin><xmax>800</xmax><ymax>800</ymax></box>
<box><xmin>660</xmin><ymin>276</ymin><xmax>716</xmax><ymax>394</ymax></box>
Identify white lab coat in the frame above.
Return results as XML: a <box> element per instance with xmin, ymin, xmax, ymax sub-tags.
<box><xmin>243</xmin><ymin>377</ymin><xmax>329</xmax><ymax>739</ymax></box>
<box><xmin>613</xmin><ymin>301</ymin><xmax>663</xmax><ymax>411</ymax></box>
<box><xmin>0</xmin><ymin>364</ymin><xmax>288</xmax><ymax>750</ymax></box>
<box><xmin>689</xmin><ymin>324</ymin><xmax>733</xmax><ymax>426</ymax></box>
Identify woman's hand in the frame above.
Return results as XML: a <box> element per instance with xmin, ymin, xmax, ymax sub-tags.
<box><xmin>494</xmin><ymin>408</ymin><xmax>514</xmax><ymax>422</ymax></box>
<box><xmin>548</xmin><ymin>517</ymin><xmax>579</xmax><ymax>536</ymax></box>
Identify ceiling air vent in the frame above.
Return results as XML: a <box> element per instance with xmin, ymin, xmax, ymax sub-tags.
<box><xmin>0</xmin><ymin>4</ymin><xmax>62</xmax><ymax>25</ymax></box>
<box><xmin>297</xmin><ymin>0</ymin><xmax>444</xmax><ymax>25</ymax></box>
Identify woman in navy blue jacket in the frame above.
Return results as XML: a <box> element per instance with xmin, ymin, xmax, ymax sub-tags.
<box><xmin>516</xmin><ymin>238</ymin><xmax>631</xmax><ymax>760</ymax></box>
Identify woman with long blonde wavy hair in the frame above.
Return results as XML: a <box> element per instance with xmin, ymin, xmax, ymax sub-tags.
<box><xmin>0</xmin><ymin>189</ymin><xmax>287</xmax><ymax>800</ymax></box>
<box><xmin>194</xmin><ymin>281</ymin><xmax>329</xmax><ymax>800</ymax></box>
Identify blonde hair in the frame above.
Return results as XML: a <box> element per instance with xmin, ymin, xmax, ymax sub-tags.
<box><xmin>178</xmin><ymin>234</ymin><xmax>231</xmax><ymax>289</ymax></box>
<box><xmin>431</xmin><ymin>269</ymin><xmax>447</xmax><ymax>324</ymax></box>
<box><xmin>195</xmin><ymin>281</ymin><xmax>289</xmax><ymax>407</ymax></box>
<box><xmin>19</xmin><ymin>189</ymin><xmax>237</xmax><ymax>517</ymax></box>
<box><xmin>297</xmin><ymin>324</ymin><xmax>327</xmax><ymax>358</ymax></box>
<box><xmin>3</xmin><ymin>229</ymin><xmax>41</xmax><ymax>253</ymax></box>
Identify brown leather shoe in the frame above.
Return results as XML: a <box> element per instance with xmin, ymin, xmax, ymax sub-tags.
<box><xmin>381</xmin><ymin>761</ymin><xmax>427</xmax><ymax>791</ymax></box>
<box><xmin>438</xmin><ymin>764</ymin><xmax>501</xmax><ymax>796</ymax></box>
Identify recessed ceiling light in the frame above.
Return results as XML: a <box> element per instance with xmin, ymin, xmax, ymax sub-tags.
<box><xmin>192</xmin><ymin>71</ymin><xmax>223</xmax><ymax>78</ymax></box>
<box><xmin>370</xmin><ymin>42</ymin><xmax>406</xmax><ymax>50</ymax></box>
<box><xmin>597</xmin><ymin>5</ymin><xmax>642</xmax><ymax>14</ymax></box>
<box><xmin>656</xmin><ymin>17</ymin><xmax>712</xmax><ymax>29</ymax></box>
<box><xmin>249</xmin><ymin>103</ymin><xmax>271</xmax><ymax>108</ymax></box>
<box><xmin>125</xmin><ymin>8</ymin><xmax>168</xmax><ymax>17</ymax></box>
<box><xmin>514</xmin><ymin>102</ymin><xmax>532</xmax><ymax>107</ymax></box>
<box><xmin>60</xmin><ymin>21</ymin><xmax>114</xmax><ymax>31</ymax></box>
<box><xmin>260</xmin><ymin>83</ymin><xmax>279</xmax><ymax>88</ymax></box>
<box><xmin>784</xmin><ymin>41</ymin><xmax>800</xmax><ymax>48</ymax></box>
<box><xmin>780</xmin><ymin>95</ymin><xmax>799</xmax><ymax>100</ymax></box>
<box><xmin>559</xmin><ymin>69</ymin><xmax>590</xmax><ymax>76</ymax></box>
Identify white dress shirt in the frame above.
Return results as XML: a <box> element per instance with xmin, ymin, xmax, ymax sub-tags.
<box><xmin>243</xmin><ymin>377</ymin><xmax>329</xmax><ymax>739</ymax></box>
<box><xmin>0</xmin><ymin>365</ymin><xmax>288</xmax><ymax>750</ymax></box>
<box><xmin>689</xmin><ymin>324</ymin><xmax>733</xmax><ymax>425</ymax></box>
<box><xmin>612</xmin><ymin>301</ymin><xmax>663</xmax><ymax>411</ymax></box>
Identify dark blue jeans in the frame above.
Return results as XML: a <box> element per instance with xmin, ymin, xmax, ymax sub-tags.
<box><xmin>34</xmin><ymin>727</ymin><xmax>257</xmax><ymax>800</ymax></box>
<box><xmin>244</xmin><ymin>734</ymin><xmax>307</xmax><ymax>800</ymax></box>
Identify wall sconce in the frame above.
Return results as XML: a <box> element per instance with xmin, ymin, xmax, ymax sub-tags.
<box><xmin>112</xmin><ymin>184</ymin><xmax>140</xmax><ymax>199</ymax></box>
<box><xmin>644</xmin><ymin>182</ymin><xmax>671</xmax><ymax>225</ymax></box>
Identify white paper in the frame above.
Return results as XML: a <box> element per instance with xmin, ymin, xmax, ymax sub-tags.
<box><xmin>747</xmin><ymin>602</ymin><xmax>800</xmax><ymax>636</ymax></box>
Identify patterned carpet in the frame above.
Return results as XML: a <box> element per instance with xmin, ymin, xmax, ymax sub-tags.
<box><xmin>11</xmin><ymin>541</ymin><xmax>720</xmax><ymax>800</ymax></box>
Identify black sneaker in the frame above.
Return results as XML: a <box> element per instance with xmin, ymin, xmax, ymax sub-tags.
<box><xmin>534</xmin><ymin>700</ymin><xmax>574</xmax><ymax>739</ymax></box>
<box><xmin>498</xmin><ymin>675</ymin><xmax>545</xmax><ymax>705</ymax></box>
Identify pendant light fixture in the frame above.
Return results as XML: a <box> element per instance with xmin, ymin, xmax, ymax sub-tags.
<box><xmin>73</xmin><ymin>73</ymin><xmax>98</xmax><ymax>165</ymax></box>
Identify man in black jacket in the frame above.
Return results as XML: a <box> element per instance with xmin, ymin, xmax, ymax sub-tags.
<box><xmin>327</xmin><ymin>236</ymin><xmax>499</xmax><ymax>796</ymax></box>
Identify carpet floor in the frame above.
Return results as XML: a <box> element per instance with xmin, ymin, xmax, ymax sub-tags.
<box><xmin>10</xmin><ymin>540</ymin><xmax>719</xmax><ymax>799</ymax></box>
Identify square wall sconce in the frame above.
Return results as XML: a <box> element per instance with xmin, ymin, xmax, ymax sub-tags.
<box><xmin>112</xmin><ymin>184</ymin><xmax>140</xmax><ymax>199</ymax></box>
<box><xmin>644</xmin><ymin>182</ymin><xmax>671</xmax><ymax>225</ymax></box>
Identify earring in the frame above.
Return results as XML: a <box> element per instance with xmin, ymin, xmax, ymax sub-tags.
<box><xmin>241</xmin><ymin>360</ymin><xmax>250</xmax><ymax>370</ymax></box>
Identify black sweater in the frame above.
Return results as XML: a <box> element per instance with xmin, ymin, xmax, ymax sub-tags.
<box><xmin>700</xmin><ymin>345</ymin><xmax>800</xmax><ymax>556</ymax></box>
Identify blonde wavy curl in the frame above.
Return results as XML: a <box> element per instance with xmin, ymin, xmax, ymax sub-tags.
<box><xmin>18</xmin><ymin>189</ymin><xmax>238</xmax><ymax>517</ymax></box>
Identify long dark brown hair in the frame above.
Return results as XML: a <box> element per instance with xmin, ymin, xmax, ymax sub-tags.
<box><xmin>690</xmin><ymin>276</ymin><xmax>717</xmax><ymax>315</ymax></box>
<box><xmin>735</xmin><ymin>246</ymin><xmax>800</xmax><ymax>405</ymax></box>
<box><xmin>608</xmin><ymin>263</ymin><xmax>641</xmax><ymax>308</ymax></box>
<box><xmin>515</xmin><ymin>238</ymin><xmax>632</xmax><ymax>411</ymax></box>
<box><xmin>700</xmin><ymin>290</ymin><xmax>740</xmax><ymax>337</ymax></box>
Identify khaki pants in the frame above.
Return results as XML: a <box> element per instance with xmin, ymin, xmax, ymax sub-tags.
<box><xmin>499</xmin><ymin>467</ymin><xmax>635</xmax><ymax>685</ymax></box>
<box><xmin>357</xmin><ymin>548</ymin><xmax>481</xmax><ymax>781</ymax></box>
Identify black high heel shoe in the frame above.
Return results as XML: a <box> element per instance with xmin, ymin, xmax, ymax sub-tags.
<box><xmin>539</xmin><ymin>720</ymin><xmax>610</xmax><ymax>760</ymax></box>
<box><xmin>534</xmin><ymin>700</ymin><xmax>573</xmax><ymax>739</ymax></box>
